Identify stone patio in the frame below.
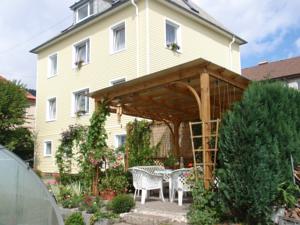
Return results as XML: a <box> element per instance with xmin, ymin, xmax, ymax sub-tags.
<box><xmin>118</xmin><ymin>196</ymin><xmax>191</xmax><ymax>225</ymax></box>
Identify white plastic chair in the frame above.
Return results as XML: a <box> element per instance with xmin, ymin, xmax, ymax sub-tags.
<box><xmin>170</xmin><ymin>168</ymin><xmax>192</xmax><ymax>206</ymax></box>
<box><xmin>129</xmin><ymin>167</ymin><xmax>165</xmax><ymax>204</ymax></box>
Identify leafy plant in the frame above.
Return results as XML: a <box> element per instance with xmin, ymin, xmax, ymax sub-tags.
<box><xmin>164</xmin><ymin>153</ymin><xmax>177</xmax><ymax>168</ymax></box>
<box><xmin>110</xmin><ymin>194</ymin><xmax>135</xmax><ymax>214</ymax></box>
<box><xmin>126</xmin><ymin>119</ymin><xmax>158</xmax><ymax>167</ymax></box>
<box><xmin>79</xmin><ymin>195</ymin><xmax>103</xmax><ymax>214</ymax></box>
<box><xmin>275</xmin><ymin>182</ymin><xmax>300</xmax><ymax>209</ymax></box>
<box><xmin>89</xmin><ymin>211</ymin><xmax>117</xmax><ymax>225</ymax></box>
<box><xmin>55</xmin><ymin>124</ymin><xmax>87</xmax><ymax>185</ymax></box>
<box><xmin>188</xmin><ymin>180</ymin><xmax>220</xmax><ymax>225</ymax></box>
<box><xmin>100</xmin><ymin>166</ymin><xmax>128</xmax><ymax>194</ymax></box>
<box><xmin>65</xmin><ymin>212</ymin><xmax>85</xmax><ymax>225</ymax></box>
<box><xmin>167</xmin><ymin>43</ymin><xmax>180</xmax><ymax>51</ymax></box>
<box><xmin>217</xmin><ymin>81</ymin><xmax>300</xmax><ymax>224</ymax></box>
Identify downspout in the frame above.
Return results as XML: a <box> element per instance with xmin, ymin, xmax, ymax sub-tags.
<box><xmin>229</xmin><ymin>36</ymin><xmax>235</xmax><ymax>70</ymax></box>
<box><xmin>145</xmin><ymin>0</ymin><xmax>150</xmax><ymax>74</ymax></box>
<box><xmin>131</xmin><ymin>0</ymin><xmax>140</xmax><ymax>77</ymax></box>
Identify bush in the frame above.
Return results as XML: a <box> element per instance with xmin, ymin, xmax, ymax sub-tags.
<box><xmin>110</xmin><ymin>194</ymin><xmax>135</xmax><ymax>214</ymax></box>
<box><xmin>188</xmin><ymin>181</ymin><xmax>220</xmax><ymax>225</ymax></box>
<box><xmin>217</xmin><ymin>81</ymin><xmax>300</xmax><ymax>224</ymax></box>
<box><xmin>65</xmin><ymin>212</ymin><xmax>84</xmax><ymax>225</ymax></box>
<box><xmin>89</xmin><ymin>211</ymin><xmax>118</xmax><ymax>225</ymax></box>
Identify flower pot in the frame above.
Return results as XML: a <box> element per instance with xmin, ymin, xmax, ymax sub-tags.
<box><xmin>100</xmin><ymin>190</ymin><xmax>116</xmax><ymax>200</ymax></box>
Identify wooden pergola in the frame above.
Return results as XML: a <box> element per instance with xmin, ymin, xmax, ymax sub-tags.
<box><xmin>91</xmin><ymin>58</ymin><xmax>250</xmax><ymax>188</ymax></box>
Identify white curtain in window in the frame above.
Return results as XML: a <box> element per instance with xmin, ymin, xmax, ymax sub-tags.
<box><xmin>76</xmin><ymin>44</ymin><xmax>87</xmax><ymax>63</ymax></box>
<box><xmin>49</xmin><ymin>99</ymin><xmax>56</xmax><ymax>119</ymax></box>
<box><xmin>166</xmin><ymin>23</ymin><xmax>177</xmax><ymax>45</ymax></box>
<box><xmin>50</xmin><ymin>55</ymin><xmax>57</xmax><ymax>75</ymax></box>
<box><xmin>75</xmin><ymin>90</ymin><xmax>89</xmax><ymax>113</ymax></box>
<box><xmin>113</xmin><ymin>26</ymin><xmax>125</xmax><ymax>51</ymax></box>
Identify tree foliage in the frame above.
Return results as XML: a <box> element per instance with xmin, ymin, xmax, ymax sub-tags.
<box><xmin>0</xmin><ymin>79</ymin><xmax>33</xmax><ymax>160</ymax></box>
<box><xmin>217</xmin><ymin>81</ymin><xmax>300</xmax><ymax>224</ymax></box>
<box><xmin>126</xmin><ymin>119</ymin><xmax>158</xmax><ymax>167</ymax></box>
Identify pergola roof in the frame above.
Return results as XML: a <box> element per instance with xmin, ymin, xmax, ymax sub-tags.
<box><xmin>91</xmin><ymin>58</ymin><xmax>250</xmax><ymax>122</ymax></box>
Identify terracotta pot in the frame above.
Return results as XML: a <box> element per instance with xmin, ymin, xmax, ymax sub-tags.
<box><xmin>100</xmin><ymin>190</ymin><xmax>116</xmax><ymax>201</ymax></box>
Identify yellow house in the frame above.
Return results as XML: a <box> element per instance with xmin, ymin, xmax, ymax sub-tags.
<box><xmin>31</xmin><ymin>0</ymin><xmax>246</xmax><ymax>173</ymax></box>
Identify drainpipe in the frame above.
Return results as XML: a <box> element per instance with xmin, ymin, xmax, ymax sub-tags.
<box><xmin>229</xmin><ymin>36</ymin><xmax>235</xmax><ymax>70</ymax></box>
<box><xmin>131</xmin><ymin>0</ymin><xmax>140</xmax><ymax>77</ymax></box>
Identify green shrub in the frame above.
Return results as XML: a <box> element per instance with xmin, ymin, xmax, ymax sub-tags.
<box><xmin>79</xmin><ymin>195</ymin><xmax>103</xmax><ymax>214</ymax></box>
<box><xmin>65</xmin><ymin>212</ymin><xmax>84</xmax><ymax>225</ymax></box>
<box><xmin>217</xmin><ymin>81</ymin><xmax>300</xmax><ymax>224</ymax></box>
<box><xmin>89</xmin><ymin>211</ymin><xmax>118</xmax><ymax>225</ymax></box>
<box><xmin>188</xmin><ymin>181</ymin><xmax>220</xmax><ymax>225</ymax></box>
<box><xmin>110</xmin><ymin>194</ymin><xmax>135</xmax><ymax>214</ymax></box>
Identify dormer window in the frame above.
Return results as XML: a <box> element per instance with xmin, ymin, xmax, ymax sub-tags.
<box><xmin>76</xmin><ymin>3</ymin><xmax>90</xmax><ymax>23</ymax></box>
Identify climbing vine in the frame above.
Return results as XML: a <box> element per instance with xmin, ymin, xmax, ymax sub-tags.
<box><xmin>78</xmin><ymin>100</ymin><xmax>112</xmax><ymax>194</ymax></box>
<box><xmin>55</xmin><ymin>124</ymin><xmax>87</xmax><ymax>184</ymax></box>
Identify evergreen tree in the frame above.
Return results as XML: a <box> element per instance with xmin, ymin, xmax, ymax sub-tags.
<box><xmin>217</xmin><ymin>81</ymin><xmax>300</xmax><ymax>224</ymax></box>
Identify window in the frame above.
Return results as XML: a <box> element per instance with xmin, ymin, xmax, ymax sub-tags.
<box><xmin>115</xmin><ymin>135</ymin><xmax>126</xmax><ymax>148</ymax></box>
<box><xmin>47</xmin><ymin>98</ymin><xmax>56</xmax><ymax>121</ymax></box>
<box><xmin>165</xmin><ymin>20</ymin><xmax>181</xmax><ymax>51</ymax></box>
<box><xmin>74</xmin><ymin>39</ymin><xmax>90</xmax><ymax>67</ymax></box>
<box><xmin>288</xmin><ymin>81</ymin><xmax>299</xmax><ymax>90</ymax></box>
<box><xmin>111</xmin><ymin>22</ymin><xmax>125</xmax><ymax>53</ymax></box>
<box><xmin>44</xmin><ymin>141</ymin><xmax>52</xmax><ymax>157</ymax></box>
<box><xmin>76</xmin><ymin>3</ymin><xmax>89</xmax><ymax>22</ymax></box>
<box><xmin>73</xmin><ymin>89</ymin><xmax>89</xmax><ymax>115</ymax></box>
<box><xmin>48</xmin><ymin>53</ymin><xmax>57</xmax><ymax>77</ymax></box>
<box><xmin>110</xmin><ymin>77</ymin><xmax>126</xmax><ymax>86</ymax></box>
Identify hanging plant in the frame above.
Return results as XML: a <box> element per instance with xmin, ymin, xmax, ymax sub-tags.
<box><xmin>167</xmin><ymin>42</ymin><xmax>180</xmax><ymax>52</ymax></box>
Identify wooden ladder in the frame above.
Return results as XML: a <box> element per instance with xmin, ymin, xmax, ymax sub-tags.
<box><xmin>189</xmin><ymin>119</ymin><xmax>220</xmax><ymax>182</ymax></box>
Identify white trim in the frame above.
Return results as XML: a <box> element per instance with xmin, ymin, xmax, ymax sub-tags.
<box><xmin>109</xmin><ymin>20</ymin><xmax>127</xmax><ymax>54</ymax></box>
<box><xmin>109</xmin><ymin>76</ymin><xmax>127</xmax><ymax>86</ymax></box>
<box><xmin>72</xmin><ymin>37</ymin><xmax>91</xmax><ymax>69</ymax></box>
<box><xmin>71</xmin><ymin>87</ymin><xmax>90</xmax><ymax>117</ymax></box>
<box><xmin>43</xmin><ymin>140</ymin><xmax>53</xmax><ymax>157</ymax></box>
<box><xmin>146</xmin><ymin>0</ymin><xmax>150</xmax><ymax>74</ymax></box>
<box><xmin>46</xmin><ymin>97</ymin><xmax>57</xmax><ymax>122</ymax></box>
<box><xmin>76</xmin><ymin>2</ymin><xmax>90</xmax><ymax>23</ymax></box>
<box><xmin>47</xmin><ymin>52</ymin><xmax>58</xmax><ymax>78</ymax></box>
<box><xmin>164</xmin><ymin>17</ymin><xmax>182</xmax><ymax>53</ymax></box>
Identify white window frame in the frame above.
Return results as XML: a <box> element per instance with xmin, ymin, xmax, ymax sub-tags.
<box><xmin>48</xmin><ymin>53</ymin><xmax>58</xmax><ymax>78</ymax></box>
<box><xmin>71</xmin><ymin>88</ymin><xmax>90</xmax><ymax>116</ymax></box>
<box><xmin>109</xmin><ymin>20</ymin><xmax>126</xmax><ymax>54</ymax></box>
<box><xmin>46</xmin><ymin>97</ymin><xmax>57</xmax><ymax>122</ymax></box>
<box><xmin>110</xmin><ymin>77</ymin><xmax>126</xmax><ymax>86</ymax></box>
<box><xmin>76</xmin><ymin>2</ymin><xmax>90</xmax><ymax>23</ymax></box>
<box><xmin>114</xmin><ymin>134</ymin><xmax>126</xmax><ymax>149</ymax></box>
<box><xmin>164</xmin><ymin>18</ymin><xmax>182</xmax><ymax>53</ymax></box>
<box><xmin>43</xmin><ymin>140</ymin><xmax>52</xmax><ymax>157</ymax></box>
<box><xmin>72</xmin><ymin>38</ymin><xmax>90</xmax><ymax>68</ymax></box>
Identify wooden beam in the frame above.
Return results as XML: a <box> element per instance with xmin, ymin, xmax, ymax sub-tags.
<box><xmin>200</xmin><ymin>71</ymin><xmax>213</xmax><ymax>189</ymax></box>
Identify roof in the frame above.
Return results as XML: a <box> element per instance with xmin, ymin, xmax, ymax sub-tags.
<box><xmin>0</xmin><ymin>74</ymin><xmax>36</xmax><ymax>101</ymax></box>
<box><xmin>91</xmin><ymin>58</ymin><xmax>250</xmax><ymax>122</ymax></box>
<box><xmin>242</xmin><ymin>56</ymin><xmax>300</xmax><ymax>81</ymax></box>
<box><xmin>31</xmin><ymin>0</ymin><xmax>246</xmax><ymax>53</ymax></box>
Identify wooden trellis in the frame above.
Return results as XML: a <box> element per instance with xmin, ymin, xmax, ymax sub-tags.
<box><xmin>189</xmin><ymin>119</ymin><xmax>220</xmax><ymax>183</ymax></box>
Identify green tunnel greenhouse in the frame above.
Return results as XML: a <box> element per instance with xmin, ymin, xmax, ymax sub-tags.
<box><xmin>0</xmin><ymin>145</ymin><xmax>64</xmax><ymax>225</ymax></box>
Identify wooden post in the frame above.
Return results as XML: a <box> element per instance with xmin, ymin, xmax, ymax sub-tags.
<box><xmin>125</xmin><ymin>144</ymin><xmax>129</xmax><ymax>171</ymax></box>
<box><xmin>173</xmin><ymin>121</ymin><xmax>181</xmax><ymax>158</ymax></box>
<box><xmin>200</xmin><ymin>71</ymin><xmax>212</xmax><ymax>189</ymax></box>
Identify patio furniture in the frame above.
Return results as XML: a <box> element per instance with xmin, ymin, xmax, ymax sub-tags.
<box><xmin>154</xmin><ymin>169</ymin><xmax>173</xmax><ymax>200</ymax></box>
<box><xmin>129</xmin><ymin>167</ymin><xmax>165</xmax><ymax>204</ymax></box>
<box><xmin>170</xmin><ymin>168</ymin><xmax>193</xmax><ymax>206</ymax></box>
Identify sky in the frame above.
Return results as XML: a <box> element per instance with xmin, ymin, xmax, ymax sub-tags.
<box><xmin>0</xmin><ymin>0</ymin><xmax>300</xmax><ymax>89</ymax></box>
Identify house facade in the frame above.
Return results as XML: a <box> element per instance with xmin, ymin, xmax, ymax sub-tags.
<box><xmin>31</xmin><ymin>0</ymin><xmax>246</xmax><ymax>173</ymax></box>
<box><xmin>242</xmin><ymin>56</ymin><xmax>300</xmax><ymax>90</ymax></box>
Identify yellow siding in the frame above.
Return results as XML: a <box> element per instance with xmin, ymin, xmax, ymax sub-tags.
<box><xmin>35</xmin><ymin>0</ymin><xmax>242</xmax><ymax>173</ymax></box>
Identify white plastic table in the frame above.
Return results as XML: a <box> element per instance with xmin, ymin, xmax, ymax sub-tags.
<box><xmin>154</xmin><ymin>169</ymin><xmax>173</xmax><ymax>201</ymax></box>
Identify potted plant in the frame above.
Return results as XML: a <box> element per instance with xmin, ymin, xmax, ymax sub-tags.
<box><xmin>99</xmin><ymin>166</ymin><xmax>129</xmax><ymax>200</ymax></box>
<box><xmin>164</xmin><ymin>153</ymin><xmax>177</xmax><ymax>169</ymax></box>
<box><xmin>75</xmin><ymin>60</ymin><xmax>84</xmax><ymax>69</ymax></box>
<box><xmin>167</xmin><ymin>42</ymin><xmax>180</xmax><ymax>52</ymax></box>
